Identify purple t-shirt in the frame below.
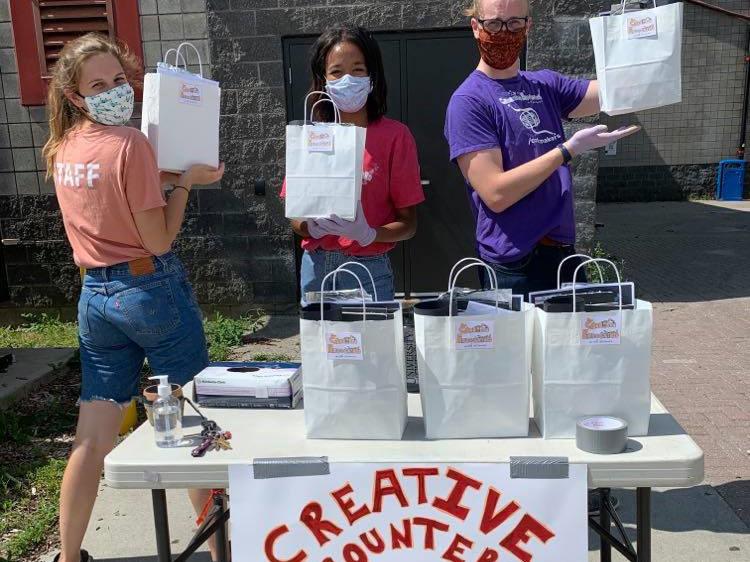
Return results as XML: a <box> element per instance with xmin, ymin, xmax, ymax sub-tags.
<box><xmin>444</xmin><ymin>69</ymin><xmax>589</xmax><ymax>264</ymax></box>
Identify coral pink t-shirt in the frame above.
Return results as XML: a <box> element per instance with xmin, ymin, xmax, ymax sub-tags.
<box><xmin>53</xmin><ymin>124</ymin><xmax>166</xmax><ymax>268</ymax></box>
<box><xmin>281</xmin><ymin>117</ymin><xmax>425</xmax><ymax>257</ymax></box>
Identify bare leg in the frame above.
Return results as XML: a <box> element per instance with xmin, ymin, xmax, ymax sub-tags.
<box><xmin>59</xmin><ymin>401</ymin><xmax>123</xmax><ymax>562</ymax></box>
<box><xmin>188</xmin><ymin>489</ymin><xmax>223</xmax><ymax>561</ymax></box>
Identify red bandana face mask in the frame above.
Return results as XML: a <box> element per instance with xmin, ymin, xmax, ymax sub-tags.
<box><xmin>477</xmin><ymin>27</ymin><xmax>527</xmax><ymax>70</ymax></box>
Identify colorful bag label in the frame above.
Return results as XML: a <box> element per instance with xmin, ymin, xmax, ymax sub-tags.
<box><xmin>580</xmin><ymin>313</ymin><xmax>621</xmax><ymax>345</ymax></box>
<box><xmin>306</xmin><ymin>126</ymin><xmax>335</xmax><ymax>153</ymax></box>
<box><xmin>326</xmin><ymin>331</ymin><xmax>363</xmax><ymax>360</ymax></box>
<box><xmin>626</xmin><ymin>13</ymin><xmax>657</xmax><ymax>39</ymax></box>
<box><xmin>178</xmin><ymin>82</ymin><xmax>202</xmax><ymax>105</ymax></box>
<box><xmin>454</xmin><ymin>320</ymin><xmax>495</xmax><ymax>350</ymax></box>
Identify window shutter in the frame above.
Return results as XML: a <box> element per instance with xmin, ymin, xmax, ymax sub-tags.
<box><xmin>10</xmin><ymin>0</ymin><xmax>144</xmax><ymax>106</ymax></box>
<box><xmin>34</xmin><ymin>1</ymin><xmax>115</xmax><ymax>78</ymax></box>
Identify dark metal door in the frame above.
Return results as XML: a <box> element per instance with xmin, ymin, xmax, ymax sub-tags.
<box><xmin>401</xmin><ymin>32</ymin><xmax>479</xmax><ymax>295</ymax></box>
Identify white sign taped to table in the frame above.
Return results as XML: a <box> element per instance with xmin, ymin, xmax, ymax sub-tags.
<box><xmin>229</xmin><ymin>461</ymin><xmax>587</xmax><ymax>562</ymax></box>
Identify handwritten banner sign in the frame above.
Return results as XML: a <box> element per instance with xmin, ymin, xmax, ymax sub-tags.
<box><xmin>229</xmin><ymin>462</ymin><xmax>587</xmax><ymax>562</ymax></box>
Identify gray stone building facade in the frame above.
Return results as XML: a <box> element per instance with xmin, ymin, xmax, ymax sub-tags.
<box><xmin>0</xmin><ymin>0</ymin><xmax>745</xmax><ymax>313</ymax></box>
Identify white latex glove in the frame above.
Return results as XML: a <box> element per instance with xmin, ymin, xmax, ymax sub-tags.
<box><xmin>565</xmin><ymin>124</ymin><xmax>641</xmax><ymax>157</ymax></box>
<box><xmin>327</xmin><ymin>203</ymin><xmax>377</xmax><ymax>247</ymax></box>
<box><xmin>306</xmin><ymin>218</ymin><xmax>340</xmax><ymax>239</ymax></box>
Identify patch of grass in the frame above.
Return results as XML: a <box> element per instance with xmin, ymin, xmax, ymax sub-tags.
<box><xmin>588</xmin><ymin>241</ymin><xmax>627</xmax><ymax>283</ymax></box>
<box><xmin>0</xmin><ymin>312</ymin><xmax>264</xmax><ymax>364</ymax></box>
<box><xmin>204</xmin><ymin>312</ymin><xmax>263</xmax><ymax>362</ymax></box>
<box><xmin>0</xmin><ymin>460</ymin><xmax>66</xmax><ymax>562</ymax></box>
<box><xmin>250</xmin><ymin>353</ymin><xmax>294</xmax><ymax>362</ymax></box>
<box><xmin>0</xmin><ymin>314</ymin><xmax>78</xmax><ymax>349</ymax></box>
<box><xmin>0</xmin><ymin>370</ymin><xmax>79</xmax><ymax>562</ymax></box>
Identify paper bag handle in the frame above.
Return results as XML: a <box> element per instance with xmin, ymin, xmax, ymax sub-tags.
<box><xmin>448</xmin><ymin>262</ymin><xmax>500</xmax><ymax>317</ymax></box>
<box><xmin>320</xmin><ymin>268</ymin><xmax>367</xmax><ymax>324</ymax></box>
<box><xmin>448</xmin><ymin>257</ymin><xmax>498</xmax><ymax>291</ymax></box>
<box><xmin>163</xmin><ymin>48</ymin><xmax>187</xmax><ymax>69</ymax></box>
<box><xmin>615</xmin><ymin>0</ymin><xmax>658</xmax><ymax>15</ymax></box>
<box><xmin>332</xmin><ymin>262</ymin><xmax>379</xmax><ymax>303</ymax></box>
<box><xmin>176</xmin><ymin>42</ymin><xmax>203</xmax><ymax>77</ymax></box>
<box><xmin>303</xmin><ymin>91</ymin><xmax>341</xmax><ymax>124</ymax></box>
<box><xmin>557</xmin><ymin>254</ymin><xmax>604</xmax><ymax>288</ymax></box>
<box><xmin>571</xmin><ymin>258</ymin><xmax>623</xmax><ymax>313</ymax></box>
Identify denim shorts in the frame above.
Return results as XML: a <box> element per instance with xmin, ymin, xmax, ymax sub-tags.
<box><xmin>300</xmin><ymin>250</ymin><xmax>395</xmax><ymax>304</ymax></box>
<box><xmin>78</xmin><ymin>252</ymin><xmax>208</xmax><ymax>405</ymax></box>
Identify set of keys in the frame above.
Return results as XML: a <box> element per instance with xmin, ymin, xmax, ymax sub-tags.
<box><xmin>182</xmin><ymin>399</ymin><xmax>234</xmax><ymax>458</ymax></box>
<box><xmin>192</xmin><ymin>420</ymin><xmax>233</xmax><ymax>457</ymax></box>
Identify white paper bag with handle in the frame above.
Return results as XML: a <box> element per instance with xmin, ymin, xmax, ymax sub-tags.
<box><xmin>285</xmin><ymin>92</ymin><xmax>366</xmax><ymax>221</ymax></box>
<box><xmin>590</xmin><ymin>1</ymin><xmax>683</xmax><ymax>116</ymax></box>
<box><xmin>300</xmin><ymin>265</ymin><xmax>407</xmax><ymax>440</ymax></box>
<box><xmin>533</xmin><ymin>258</ymin><xmax>652</xmax><ymax>438</ymax></box>
<box><xmin>141</xmin><ymin>43</ymin><xmax>220</xmax><ymax>172</ymax></box>
<box><xmin>415</xmin><ymin>258</ymin><xmax>533</xmax><ymax>439</ymax></box>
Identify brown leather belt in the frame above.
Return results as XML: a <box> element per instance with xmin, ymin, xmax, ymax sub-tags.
<box><xmin>538</xmin><ymin>235</ymin><xmax>570</xmax><ymax>248</ymax></box>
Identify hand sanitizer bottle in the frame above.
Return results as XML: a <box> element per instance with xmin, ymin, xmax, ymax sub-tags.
<box><xmin>150</xmin><ymin>375</ymin><xmax>182</xmax><ymax>447</ymax></box>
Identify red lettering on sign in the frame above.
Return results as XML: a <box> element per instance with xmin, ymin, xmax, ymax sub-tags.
<box><xmin>332</xmin><ymin>482</ymin><xmax>371</xmax><ymax>525</ymax></box>
<box><xmin>414</xmin><ymin>517</ymin><xmax>451</xmax><ymax>550</ymax></box>
<box><xmin>500</xmin><ymin>514</ymin><xmax>556</xmax><ymax>562</ymax></box>
<box><xmin>402</xmin><ymin>467</ymin><xmax>440</xmax><ymax>504</ymax></box>
<box><xmin>480</xmin><ymin>487</ymin><xmax>521</xmax><ymax>535</ymax></box>
<box><xmin>442</xmin><ymin>533</ymin><xmax>474</xmax><ymax>562</ymax></box>
<box><xmin>432</xmin><ymin>468</ymin><xmax>483</xmax><ymax>521</ymax></box>
<box><xmin>372</xmin><ymin>469</ymin><xmax>409</xmax><ymax>512</ymax></box>
<box><xmin>360</xmin><ymin>529</ymin><xmax>386</xmax><ymax>554</ymax></box>
<box><xmin>390</xmin><ymin>518</ymin><xmax>413</xmax><ymax>550</ymax></box>
<box><xmin>343</xmin><ymin>543</ymin><xmax>368</xmax><ymax>562</ymax></box>
<box><xmin>300</xmin><ymin>502</ymin><xmax>343</xmax><ymax>546</ymax></box>
<box><xmin>264</xmin><ymin>524</ymin><xmax>307</xmax><ymax>562</ymax></box>
<box><xmin>476</xmin><ymin>547</ymin><xmax>499</xmax><ymax>562</ymax></box>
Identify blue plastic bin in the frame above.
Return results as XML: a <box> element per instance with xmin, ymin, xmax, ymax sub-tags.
<box><xmin>716</xmin><ymin>159</ymin><xmax>746</xmax><ymax>201</ymax></box>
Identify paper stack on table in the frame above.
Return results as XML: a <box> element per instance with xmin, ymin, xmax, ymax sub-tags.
<box><xmin>194</xmin><ymin>363</ymin><xmax>302</xmax><ymax>409</ymax></box>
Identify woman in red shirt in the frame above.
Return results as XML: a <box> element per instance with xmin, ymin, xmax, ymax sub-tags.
<box><xmin>286</xmin><ymin>25</ymin><xmax>425</xmax><ymax>302</ymax></box>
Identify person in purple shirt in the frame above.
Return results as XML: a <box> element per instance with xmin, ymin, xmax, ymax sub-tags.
<box><xmin>445</xmin><ymin>0</ymin><xmax>640</xmax><ymax>296</ymax></box>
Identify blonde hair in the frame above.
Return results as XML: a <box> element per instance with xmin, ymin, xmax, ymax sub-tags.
<box><xmin>464</xmin><ymin>0</ymin><xmax>482</xmax><ymax>17</ymax></box>
<box><xmin>43</xmin><ymin>33</ymin><xmax>142</xmax><ymax>177</ymax></box>
<box><xmin>464</xmin><ymin>0</ymin><xmax>530</xmax><ymax>18</ymax></box>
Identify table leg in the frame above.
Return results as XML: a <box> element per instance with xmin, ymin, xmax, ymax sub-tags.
<box><xmin>214</xmin><ymin>492</ymin><xmax>230</xmax><ymax>562</ymax></box>
<box><xmin>151</xmin><ymin>489</ymin><xmax>172</xmax><ymax>562</ymax></box>
<box><xmin>636</xmin><ymin>487</ymin><xmax>651</xmax><ymax>562</ymax></box>
<box><xmin>599</xmin><ymin>488</ymin><xmax>612</xmax><ymax>562</ymax></box>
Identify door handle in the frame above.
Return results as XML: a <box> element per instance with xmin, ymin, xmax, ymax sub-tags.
<box><xmin>421</xmin><ymin>179</ymin><xmax>431</xmax><ymax>186</ymax></box>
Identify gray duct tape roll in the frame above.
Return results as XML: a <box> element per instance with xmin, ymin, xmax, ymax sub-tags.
<box><xmin>576</xmin><ymin>416</ymin><xmax>628</xmax><ymax>454</ymax></box>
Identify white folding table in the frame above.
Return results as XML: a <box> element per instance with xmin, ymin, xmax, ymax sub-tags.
<box><xmin>105</xmin><ymin>386</ymin><xmax>703</xmax><ymax>562</ymax></box>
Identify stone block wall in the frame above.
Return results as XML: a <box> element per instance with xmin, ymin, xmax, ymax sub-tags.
<box><xmin>0</xmin><ymin>0</ymin><xmax>604</xmax><ymax>311</ymax></box>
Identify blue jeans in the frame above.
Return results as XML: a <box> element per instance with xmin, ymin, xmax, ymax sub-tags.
<box><xmin>300</xmin><ymin>250</ymin><xmax>395</xmax><ymax>304</ymax></box>
<box><xmin>78</xmin><ymin>252</ymin><xmax>208</xmax><ymax>404</ymax></box>
<box><xmin>480</xmin><ymin>245</ymin><xmax>588</xmax><ymax>298</ymax></box>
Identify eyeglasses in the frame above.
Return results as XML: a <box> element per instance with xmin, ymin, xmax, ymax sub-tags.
<box><xmin>477</xmin><ymin>16</ymin><xmax>529</xmax><ymax>34</ymax></box>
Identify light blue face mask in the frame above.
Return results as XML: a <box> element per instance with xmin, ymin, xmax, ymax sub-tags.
<box><xmin>325</xmin><ymin>74</ymin><xmax>373</xmax><ymax>114</ymax></box>
<box><xmin>82</xmin><ymin>83</ymin><xmax>134</xmax><ymax>126</ymax></box>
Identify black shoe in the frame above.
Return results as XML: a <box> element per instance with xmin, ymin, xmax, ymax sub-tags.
<box><xmin>52</xmin><ymin>550</ymin><xmax>93</xmax><ymax>562</ymax></box>
<box><xmin>588</xmin><ymin>491</ymin><xmax>620</xmax><ymax>516</ymax></box>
